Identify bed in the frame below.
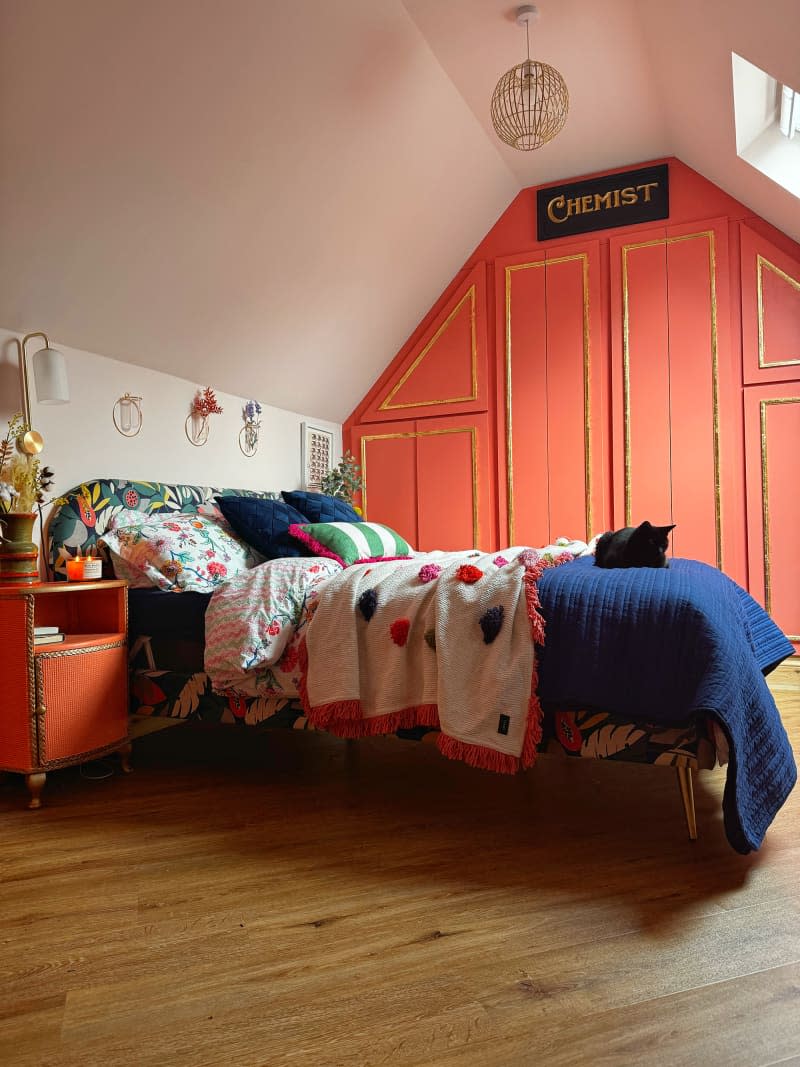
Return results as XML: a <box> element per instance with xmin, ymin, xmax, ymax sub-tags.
<box><xmin>47</xmin><ymin>478</ymin><xmax>797</xmax><ymax>854</ymax></box>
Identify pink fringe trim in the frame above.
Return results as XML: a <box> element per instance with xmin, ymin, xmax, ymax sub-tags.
<box><xmin>307</xmin><ymin>703</ymin><xmax>439</xmax><ymax>738</ymax></box>
<box><xmin>437</xmin><ymin>733</ymin><xmax>519</xmax><ymax>775</ymax></box>
<box><xmin>288</xmin><ymin>524</ymin><xmax>347</xmax><ymax>566</ymax></box>
<box><xmin>298</xmin><ymin>637</ymin><xmax>441</xmax><ymax>737</ymax></box>
<box><xmin>519</xmin><ymin>549</ymin><xmax>574</xmax><ymax>767</ymax></box>
<box><xmin>287</xmin><ymin>525</ymin><xmax>413</xmax><ymax>567</ymax></box>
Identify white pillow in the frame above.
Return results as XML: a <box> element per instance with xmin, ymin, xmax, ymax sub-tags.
<box><xmin>100</xmin><ymin>512</ymin><xmax>261</xmax><ymax>591</ymax></box>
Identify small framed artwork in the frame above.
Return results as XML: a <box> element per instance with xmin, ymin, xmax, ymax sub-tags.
<box><xmin>301</xmin><ymin>423</ymin><xmax>334</xmax><ymax>490</ymax></box>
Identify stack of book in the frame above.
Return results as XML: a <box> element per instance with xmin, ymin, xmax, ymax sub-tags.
<box><xmin>33</xmin><ymin>625</ymin><xmax>66</xmax><ymax>646</ymax></box>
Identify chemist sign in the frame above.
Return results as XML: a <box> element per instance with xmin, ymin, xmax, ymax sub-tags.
<box><xmin>536</xmin><ymin>163</ymin><xmax>669</xmax><ymax>241</ymax></box>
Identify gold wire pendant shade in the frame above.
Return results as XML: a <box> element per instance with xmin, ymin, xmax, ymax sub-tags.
<box><xmin>491</xmin><ymin>5</ymin><xmax>569</xmax><ymax>151</ymax></box>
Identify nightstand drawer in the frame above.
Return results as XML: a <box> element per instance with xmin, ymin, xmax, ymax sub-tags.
<box><xmin>35</xmin><ymin>639</ymin><xmax>128</xmax><ymax>765</ymax></box>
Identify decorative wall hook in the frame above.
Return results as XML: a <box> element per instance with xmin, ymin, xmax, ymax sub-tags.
<box><xmin>185</xmin><ymin>387</ymin><xmax>223</xmax><ymax>447</ymax></box>
<box><xmin>112</xmin><ymin>393</ymin><xmax>143</xmax><ymax>437</ymax></box>
<box><xmin>239</xmin><ymin>400</ymin><xmax>262</xmax><ymax>457</ymax></box>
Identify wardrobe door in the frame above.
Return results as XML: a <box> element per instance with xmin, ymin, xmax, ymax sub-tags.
<box><xmin>351</xmin><ymin>421</ymin><xmax>419</xmax><ymax>548</ymax></box>
<box><xmin>609</xmin><ymin>219</ymin><xmax>731</xmax><ymax>570</ymax></box>
<box><xmin>496</xmin><ymin>241</ymin><xmax>605</xmax><ymax>548</ymax></box>
<box><xmin>744</xmin><ymin>384</ymin><xmax>800</xmax><ymax>652</ymax></box>
<box><xmin>350</xmin><ymin>414</ymin><xmax>494</xmax><ymax>554</ymax></box>
<box><xmin>416</xmin><ymin>413</ymin><xmax>494</xmax><ymax>553</ymax></box>
<box><xmin>666</xmin><ymin>221</ymin><xmax>730</xmax><ymax>568</ymax></box>
<box><xmin>357</xmin><ymin>263</ymin><xmax>489</xmax><ymax>424</ymax></box>
<box><xmin>741</xmin><ymin>224</ymin><xmax>800</xmax><ymax>384</ymax></box>
<box><xmin>496</xmin><ymin>250</ymin><xmax>549</xmax><ymax>547</ymax></box>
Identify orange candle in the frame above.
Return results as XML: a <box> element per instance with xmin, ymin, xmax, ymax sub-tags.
<box><xmin>66</xmin><ymin>555</ymin><xmax>84</xmax><ymax>581</ymax></box>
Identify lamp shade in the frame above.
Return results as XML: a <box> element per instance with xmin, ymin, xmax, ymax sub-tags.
<box><xmin>491</xmin><ymin>59</ymin><xmax>569</xmax><ymax>151</ymax></box>
<box><xmin>32</xmin><ymin>346</ymin><xmax>69</xmax><ymax>404</ymax></box>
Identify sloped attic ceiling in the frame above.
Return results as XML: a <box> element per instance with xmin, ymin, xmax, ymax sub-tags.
<box><xmin>1</xmin><ymin>1</ymin><xmax>798</xmax><ymax>424</ymax></box>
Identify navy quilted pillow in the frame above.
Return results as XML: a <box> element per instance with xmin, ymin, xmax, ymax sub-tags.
<box><xmin>215</xmin><ymin>496</ymin><xmax>311</xmax><ymax>559</ymax></box>
<box><xmin>281</xmin><ymin>490</ymin><xmax>361</xmax><ymax>524</ymax></box>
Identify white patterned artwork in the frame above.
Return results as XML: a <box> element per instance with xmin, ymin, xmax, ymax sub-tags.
<box><xmin>302</xmin><ymin>424</ymin><xmax>334</xmax><ymax>490</ymax></box>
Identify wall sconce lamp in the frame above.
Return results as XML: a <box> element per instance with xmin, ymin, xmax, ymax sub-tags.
<box><xmin>113</xmin><ymin>393</ymin><xmax>143</xmax><ymax>437</ymax></box>
<box><xmin>13</xmin><ymin>332</ymin><xmax>70</xmax><ymax>454</ymax></box>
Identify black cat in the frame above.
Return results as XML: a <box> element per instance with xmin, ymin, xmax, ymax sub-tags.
<box><xmin>594</xmin><ymin>521</ymin><xmax>675</xmax><ymax>569</ymax></box>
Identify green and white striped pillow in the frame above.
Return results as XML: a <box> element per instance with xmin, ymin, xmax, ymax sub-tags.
<box><xmin>288</xmin><ymin>520</ymin><xmax>412</xmax><ymax>567</ymax></box>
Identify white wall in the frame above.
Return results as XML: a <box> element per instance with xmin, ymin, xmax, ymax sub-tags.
<box><xmin>0</xmin><ymin>0</ymin><xmax>518</xmax><ymax>424</ymax></box>
<box><xmin>732</xmin><ymin>52</ymin><xmax>779</xmax><ymax>152</ymax></box>
<box><xmin>638</xmin><ymin>0</ymin><xmax>800</xmax><ymax>244</ymax></box>
<box><xmin>0</xmin><ymin>328</ymin><xmax>341</xmax><ymax>546</ymax></box>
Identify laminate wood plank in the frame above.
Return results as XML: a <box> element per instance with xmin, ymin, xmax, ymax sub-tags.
<box><xmin>0</xmin><ymin>993</ymin><xmax>65</xmax><ymax>1066</ymax></box>
<box><xmin>0</xmin><ymin>664</ymin><xmax>796</xmax><ymax>1065</ymax></box>
<box><xmin>421</xmin><ymin>961</ymin><xmax>800</xmax><ymax>1067</ymax></box>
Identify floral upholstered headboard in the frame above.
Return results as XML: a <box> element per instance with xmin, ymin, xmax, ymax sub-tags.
<box><xmin>47</xmin><ymin>478</ymin><xmax>278</xmax><ymax>580</ymax></box>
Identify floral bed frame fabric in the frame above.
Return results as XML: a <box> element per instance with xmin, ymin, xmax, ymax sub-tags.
<box><xmin>47</xmin><ymin>479</ymin><xmax>278</xmax><ymax>580</ymax></box>
<box><xmin>128</xmin><ymin>663</ymin><xmax>716</xmax><ymax>768</ymax></box>
<box><xmin>47</xmin><ymin>480</ymin><xmax>718</xmax><ymax>781</ymax></box>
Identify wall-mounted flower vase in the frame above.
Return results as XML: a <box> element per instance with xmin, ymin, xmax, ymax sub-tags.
<box><xmin>239</xmin><ymin>400</ymin><xmax>261</xmax><ymax>457</ymax></box>
<box><xmin>185</xmin><ymin>387</ymin><xmax>223</xmax><ymax>447</ymax></box>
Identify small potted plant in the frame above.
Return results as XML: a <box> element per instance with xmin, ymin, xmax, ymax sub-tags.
<box><xmin>319</xmin><ymin>450</ymin><xmax>363</xmax><ymax>508</ymax></box>
<box><xmin>0</xmin><ymin>412</ymin><xmax>55</xmax><ymax>583</ymax></box>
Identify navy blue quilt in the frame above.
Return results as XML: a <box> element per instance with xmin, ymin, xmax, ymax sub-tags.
<box><xmin>536</xmin><ymin>557</ymin><xmax>796</xmax><ymax>854</ymax></box>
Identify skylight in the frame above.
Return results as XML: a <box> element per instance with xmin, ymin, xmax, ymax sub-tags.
<box><xmin>732</xmin><ymin>52</ymin><xmax>800</xmax><ymax>200</ymax></box>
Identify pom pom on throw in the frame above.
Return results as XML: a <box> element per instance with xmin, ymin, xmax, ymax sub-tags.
<box><xmin>390</xmin><ymin>618</ymin><xmax>411</xmax><ymax>646</ymax></box>
<box><xmin>456</xmin><ymin>564</ymin><xmax>483</xmax><ymax>584</ymax></box>
<box><xmin>479</xmin><ymin>605</ymin><xmax>504</xmax><ymax>644</ymax></box>
<box><xmin>418</xmin><ymin>563</ymin><xmax>441</xmax><ymax>583</ymax></box>
<box><xmin>358</xmin><ymin>588</ymin><xmax>378</xmax><ymax>621</ymax></box>
<box><xmin>493</xmin><ymin>555</ymin><xmax>509</xmax><ymax>567</ymax></box>
<box><xmin>518</xmin><ymin>549</ymin><xmax>540</xmax><ymax>568</ymax></box>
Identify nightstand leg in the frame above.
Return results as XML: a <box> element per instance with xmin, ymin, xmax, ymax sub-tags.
<box><xmin>25</xmin><ymin>772</ymin><xmax>47</xmax><ymax>809</ymax></box>
<box><xmin>118</xmin><ymin>742</ymin><xmax>133</xmax><ymax>774</ymax></box>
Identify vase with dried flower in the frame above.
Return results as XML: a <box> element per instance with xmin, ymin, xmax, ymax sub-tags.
<box><xmin>239</xmin><ymin>400</ymin><xmax>261</xmax><ymax>457</ymax></box>
<box><xmin>186</xmin><ymin>386</ymin><xmax>224</xmax><ymax>446</ymax></box>
<box><xmin>0</xmin><ymin>413</ymin><xmax>55</xmax><ymax>584</ymax></box>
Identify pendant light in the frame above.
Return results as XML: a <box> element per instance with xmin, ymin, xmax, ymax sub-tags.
<box><xmin>491</xmin><ymin>4</ymin><xmax>569</xmax><ymax>152</ymax></box>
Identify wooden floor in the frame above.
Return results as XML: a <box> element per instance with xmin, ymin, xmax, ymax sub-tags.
<box><xmin>1</xmin><ymin>664</ymin><xmax>799</xmax><ymax>1067</ymax></box>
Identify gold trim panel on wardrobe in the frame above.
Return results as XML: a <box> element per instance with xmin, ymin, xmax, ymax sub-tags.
<box><xmin>503</xmin><ymin>250</ymin><xmax>595</xmax><ymax>545</ymax></box>
<box><xmin>759</xmin><ymin>396</ymin><xmax>800</xmax><ymax>639</ymax></box>
<box><xmin>620</xmin><ymin>228</ymin><xmax>722</xmax><ymax>569</ymax></box>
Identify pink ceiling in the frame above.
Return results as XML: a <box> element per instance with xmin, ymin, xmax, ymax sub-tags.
<box><xmin>0</xmin><ymin>0</ymin><xmax>797</xmax><ymax>423</ymax></box>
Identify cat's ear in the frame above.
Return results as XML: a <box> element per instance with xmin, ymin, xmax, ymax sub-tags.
<box><xmin>636</xmin><ymin>521</ymin><xmax>675</xmax><ymax>535</ymax></box>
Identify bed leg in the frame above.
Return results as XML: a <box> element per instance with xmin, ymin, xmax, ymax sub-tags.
<box><xmin>676</xmin><ymin>765</ymin><xmax>698</xmax><ymax>841</ymax></box>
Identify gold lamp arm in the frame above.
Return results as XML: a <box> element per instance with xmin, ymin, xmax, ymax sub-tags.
<box><xmin>14</xmin><ymin>332</ymin><xmax>51</xmax><ymax>455</ymax></box>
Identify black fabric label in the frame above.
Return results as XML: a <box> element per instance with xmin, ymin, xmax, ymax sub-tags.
<box><xmin>497</xmin><ymin>714</ymin><xmax>510</xmax><ymax>736</ymax></box>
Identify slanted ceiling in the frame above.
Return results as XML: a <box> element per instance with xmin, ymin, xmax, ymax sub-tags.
<box><xmin>1</xmin><ymin>0</ymin><xmax>798</xmax><ymax>424</ymax></box>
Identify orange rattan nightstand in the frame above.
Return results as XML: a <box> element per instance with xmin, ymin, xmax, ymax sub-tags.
<box><xmin>0</xmin><ymin>580</ymin><xmax>130</xmax><ymax>808</ymax></box>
